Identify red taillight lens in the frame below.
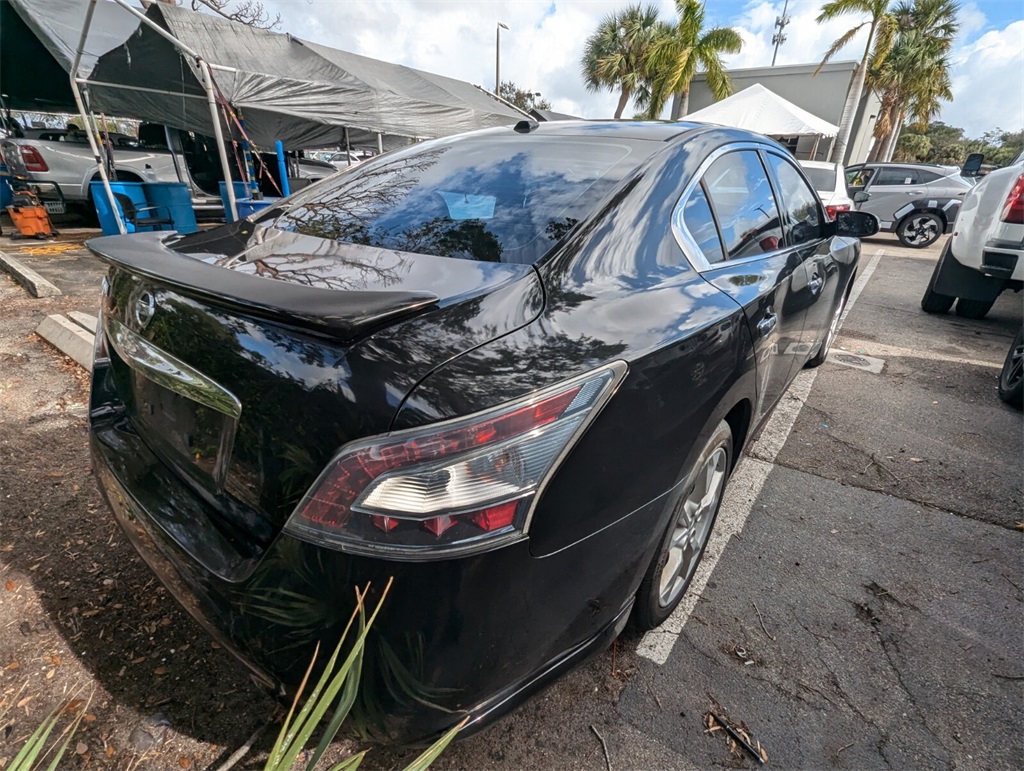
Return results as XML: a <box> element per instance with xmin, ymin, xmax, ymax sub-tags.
<box><xmin>20</xmin><ymin>145</ymin><xmax>48</xmax><ymax>173</ymax></box>
<box><xmin>1000</xmin><ymin>174</ymin><xmax>1024</xmax><ymax>224</ymax></box>
<box><xmin>826</xmin><ymin>203</ymin><xmax>851</xmax><ymax>220</ymax></box>
<box><xmin>284</xmin><ymin>362</ymin><xmax>627</xmax><ymax>559</ymax></box>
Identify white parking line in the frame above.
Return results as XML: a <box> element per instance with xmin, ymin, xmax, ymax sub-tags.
<box><xmin>637</xmin><ymin>249</ymin><xmax>885</xmax><ymax>664</ymax></box>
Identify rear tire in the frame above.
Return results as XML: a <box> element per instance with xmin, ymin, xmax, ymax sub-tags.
<box><xmin>955</xmin><ymin>298</ymin><xmax>994</xmax><ymax>319</ymax></box>
<box><xmin>998</xmin><ymin>328</ymin><xmax>1023</xmax><ymax>409</ymax></box>
<box><xmin>632</xmin><ymin>420</ymin><xmax>732</xmax><ymax>632</ymax></box>
<box><xmin>897</xmin><ymin>212</ymin><xmax>943</xmax><ymax>249</ymax></box>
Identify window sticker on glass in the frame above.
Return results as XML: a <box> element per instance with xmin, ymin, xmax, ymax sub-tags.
<box><xmin>438</xmin><ymin>191</ymin><xmax>496</xmax><ymax>220</ymax></box>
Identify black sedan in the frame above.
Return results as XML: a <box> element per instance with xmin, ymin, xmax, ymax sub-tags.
<box><xmin>87</xmin><ymin>121</ymin><xmax>876</xmax><ymax>743</ymax></box>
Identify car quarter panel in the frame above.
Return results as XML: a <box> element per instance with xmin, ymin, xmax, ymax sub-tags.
<box><xmin>393</xmin><ymin>129</ymin><xmax>759</xmax><ymax>558</ymax></box>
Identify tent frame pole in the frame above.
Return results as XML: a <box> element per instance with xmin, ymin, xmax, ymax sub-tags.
<box><xmin>107</xmin><ymin>0</ymin><xmax>236</xmax><ymax>73</ymax></box>
<box><xmin>198</xmin><ymin>59</ymin><xmax>238</xmax><ymax>221</ymax></box>
<box><xmin>71</xmin><ymin>0</ymin><xmax>125</xmax><ymax>235</ymax></box>
<box><xmin>103</xmin><ymin>0</ymin><xmax>237</xmax><ymax>220</ymax></box>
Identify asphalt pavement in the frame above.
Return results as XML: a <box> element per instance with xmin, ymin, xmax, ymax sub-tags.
<box><xmin>427</xmin><ymin>235</ymin><xmax>1023</xmax><ymax>771</ymax></box>
<box><xmin>2</xmin><ymin>231</ymin><xmax>1021</xmax><ymax>770</ymax></box>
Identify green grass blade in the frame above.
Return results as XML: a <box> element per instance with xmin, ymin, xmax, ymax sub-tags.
<box><xmin>9</xmin><ymin>709</ymin><xmax>61</xmax><ymax>771</ymax></box>
<box><xmin>275</xmin><ymin>580</ymin><xmax>391</xmax><ymax>771</ymax></box>
<box><xmin>266</xmin><ymin>641</ymin><xmax>321</xmax><ymax>769</ymax></box>
<box><xmin>275</xmin><ymin>608</ymin><xmax>360</xmax><ymax>768</ymax></box>
<box><xmin>306</xmin><ymin>601</ymin><xmax>366</xmax><ymax>770</ymax></box>
<box><xmin>43</xmin><ymin>704</ymin><xmax>90</xmax><ymax>771</ymax></box>
<box><xmin>401</xmin><ymin>716</ymin><xmax>470</xmax><ymax>771</ymax></box>
<box><xmin>328</xmin><ymin>749</ymin><xmax>368</xmax><ymax>771</ymax></box>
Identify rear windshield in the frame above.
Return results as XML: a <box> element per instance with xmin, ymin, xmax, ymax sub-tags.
<box><xmin>802</xmin><ymin>166</ymin><xmax>836</xmax><ymax>192</ymax></box>
<box><xmin>264</xmin><ymin>135</ymin><xmax>655</xmax><ymax>265</ymax></box>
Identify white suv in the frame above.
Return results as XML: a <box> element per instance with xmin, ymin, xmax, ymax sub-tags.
<box><xmin>921</xmin><ymin>151</ymin><xmax>1024</xmax><ymax>319</ymax></box>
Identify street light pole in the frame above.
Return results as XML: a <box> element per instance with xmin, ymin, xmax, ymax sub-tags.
<box><xmin>495</xmin><ymin>22</ymin><xmax>508</xmax><ymax>94</ymax></box>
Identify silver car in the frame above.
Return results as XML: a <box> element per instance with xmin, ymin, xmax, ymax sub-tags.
<box><xmin>846</xmin><ymin>162</ymin><xmax>973</xmax><ymax>248</ymax></box>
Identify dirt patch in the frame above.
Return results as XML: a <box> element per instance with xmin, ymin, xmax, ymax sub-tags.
<box><xmin>0</xmin><ymin>263</ymin><xmax>295</xmax><ymax>769</ymax></box>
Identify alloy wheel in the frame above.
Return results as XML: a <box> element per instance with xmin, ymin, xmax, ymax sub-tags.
<box><xmin>658</xmin><ymin>447</ymin><xmax>728</xmax><ymax>608</ymax></box>
<box><xmin>900</xmin><ymin>214</ymin><xmax>940</xmax><ymax>247</ymax></box>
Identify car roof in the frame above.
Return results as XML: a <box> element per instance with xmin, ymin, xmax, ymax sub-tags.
<box><xmin>855</xmin><ymin>161</ymin><xmax>955</xmax><ymax>172</ymax></box>
<box><xmin>799</xmin><ymin>160</ymin><xmax>839</xmax><ymax>170</ymax></box>
<box><xmin>500</xmin><ymin>119</ymin><xmax>706</xmax><ymax>142</ymax></box>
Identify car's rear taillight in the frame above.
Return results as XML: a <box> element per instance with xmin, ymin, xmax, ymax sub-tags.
<box><xmin>826</xmin><ymin>203</ymin><xmax>851</xmax><ymax>220</ymax></box>
<box><xmin>1000</xmin><ymin>174</ymin><xmax>1024</xmax><ymax>224</ymax></box>
<box><xmin>284</xmin><ymin>362</ymin><xmax>627</xmax><ymax>559</ymax></box>
<box><xmin>19</xmin><ymin>145</ymin><xmax>48</xmax><ymax>173</ymax></box>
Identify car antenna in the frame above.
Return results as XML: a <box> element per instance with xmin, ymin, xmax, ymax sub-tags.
<box><xmin>514</xmin><ymin>120</ymin><xmax>539</xmax><ymax>134</ymax></box>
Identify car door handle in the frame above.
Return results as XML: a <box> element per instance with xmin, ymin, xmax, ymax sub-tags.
<box><xmin>757</xmin><ymin>312</ymin><xmax>777</xmax><ymax>338</ymax></box>
<box><xmin>908</xmin><ymin>190</ymin><xmax>925</xmax><ymax>195</ymax></box>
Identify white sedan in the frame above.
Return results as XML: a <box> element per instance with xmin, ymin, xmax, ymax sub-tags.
<box><xmin>800</xmin><ymin>160</ymin><xmax>854</xmax><ymax>220</ymax></box>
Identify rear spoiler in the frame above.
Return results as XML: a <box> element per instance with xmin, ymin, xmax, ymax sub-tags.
<box><xmin>87</xmin><ymin>232</ymin><xmax>439</xmax><ymax>341</ymax></box>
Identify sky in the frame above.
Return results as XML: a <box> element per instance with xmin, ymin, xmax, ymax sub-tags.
<box><xmin>253</xmin><ymin>0</ymin><xmax>1022</xmax><ymax>138</ymax></box>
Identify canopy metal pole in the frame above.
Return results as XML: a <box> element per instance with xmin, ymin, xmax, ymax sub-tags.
<box><xmin>198</xmin><ymin>59</ymin><xmax>237</xmax><ymax>221</ymax></box>
<box><xmin>105</xmin><ymin>0</ymin><xmax>238</xmax><ymax>220</ymax></box>
<box><xmin>344</xmin><ymin>127</ymin><xmax>352</xmax><ymax>167</ymax></box>
<box><xmin>70</xmin><ymin>0</ymin><xmax>125</xmax><ymax>234</ymax></box>
<box><xmin>377</xmin><ymin>133</ymin><xmax>383</xmax><ymax>154</ymax></box>
<box><xmin>810</xmin><ymin>135</ymin><xmax>821</xmax><ymax>160</ymax></box>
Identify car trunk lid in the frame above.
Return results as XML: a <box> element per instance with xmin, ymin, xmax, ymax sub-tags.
<box><xmin>88</xmin><ymin>225</ymin><xmax>541</xmax><ymax>577</ymax></box>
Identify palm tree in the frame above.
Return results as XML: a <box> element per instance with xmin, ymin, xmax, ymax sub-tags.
<box><xmin>581</xmin><ymin>4</ymin><xmax>663</xmax><ymax>119</ymax></box>
<box><xmin>867</xmin><ymin>0</ymin><xmax>958</xmax><ymax>161</ymax></box>
<box><xmin>640</xmin><ymin>0</ymin><xmax>743</xmax><ymax>120</ymax></box>
<box><xmin>815</xmin><ymin>0</ymin><xmax>897</xmax><ymax>163</ymax></box>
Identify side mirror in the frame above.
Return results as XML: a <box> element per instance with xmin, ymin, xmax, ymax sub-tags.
<box><xmin>853</xmin><ymin>191</ymin><xmax>870</xmax><ymax>203</ymax></box>
<box><xmin>834</xmin><ymin>210</ymin><xmax>879</xmax><ymax>238</ymax></box>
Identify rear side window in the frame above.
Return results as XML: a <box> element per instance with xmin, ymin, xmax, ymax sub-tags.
<box><xmin>802</xmin><ymin>166</ymin><xmax>836</xmax><ymax>192</ymax></box>
<box><xmin>681</xmin><ymin>183</ymin><xmax>726</xmax><ymax>264</ymax></box>
<box><xmin>917</xmin><ymin>169</ymin><xmax>942</xmax><ymax>183</ymax></box>
<box><xmin>703</xmin><ymin>150</ymin><xmax>783</xmax><ymax>259</ymax></box>
<box><xmin>268</xmin><ymin>136</ymin><xmax>652</xmax><ymax>265</ymax></box>
<box><xmin>766</xmin><ymin>153</ymin><xmax>823</xmax><ymax>247</ymax></box>
<box><xmin>874</xmin><ymin>167</ymin><xmax>918</xmax><ymax>185</ymax></box>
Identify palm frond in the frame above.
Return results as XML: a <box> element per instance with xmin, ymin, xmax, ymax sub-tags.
<box><xmin>815</xmin><ymin>22</ymin><xmax>867</xmax><ymax>73</ymax></box>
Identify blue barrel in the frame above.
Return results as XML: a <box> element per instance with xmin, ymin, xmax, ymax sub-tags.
<box><xmin>218</xmin><ymin>180</ymin><xmax>258</xmax><ymax>222</ymax></box>
<box><xmin>144</xmin><ymin>182</ymin><xmax>197</xmax><ymax>234</ymax></box>
<box><xmin>90</xmin><ymin>181</ymin><xmax>148</xmax><ymax>235</ymax></box>
<box><xmin>236</xmin><ymin>197</ymin><xmax>278</xmax><ymax>219</ymax></box>
<box><xmin>0</xmin><ymin>164</ymin><xmax>12</xmax><ymax>209</ymax></box>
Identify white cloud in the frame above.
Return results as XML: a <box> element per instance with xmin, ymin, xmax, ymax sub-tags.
<box><xmin>942</xmin><ymin>20</ymin><xmax>1024</xmax><ymax>137</ymax></box>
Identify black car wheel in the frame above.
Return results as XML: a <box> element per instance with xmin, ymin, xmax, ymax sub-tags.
<box><xmin>998</xmin><ymin>327</ymin><xmax>1024</xmax><ymax>409</ymax></box>
<box><xmin>632</xmin><ymin>420</ymin><xmax>732</xmax><ymax>631</ymax></box>
<box><xmin>897</xmin><ymin>212</ymin><xmax>943</xmax><ymax>249</ymax></box>
<box><xmin>955</xmin><ymin>298</ymin><xmax>995</xmax><ymax>319</ymax></box>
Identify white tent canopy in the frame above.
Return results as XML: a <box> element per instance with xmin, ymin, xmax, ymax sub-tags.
<box><xmin>685</xmin><ymin>83</ymin><xmax>838</xmax><ymax>138</ymax></box>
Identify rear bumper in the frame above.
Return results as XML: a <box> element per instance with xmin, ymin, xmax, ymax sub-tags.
<box><xmin>90</xmin><ymin>401</ymin><xmax>654</xmax><ymax>744</ymax></box>
<box><xmin>933</xmin><ymin>239</ymin><xmax>1019</xmax><ymax>301</ymax></box>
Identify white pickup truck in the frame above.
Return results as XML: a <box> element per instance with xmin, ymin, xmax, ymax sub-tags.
<box><xmin>1</xmin><ymin>122</ymin><xmax>334</xmax><ymax>218</ymax></box>
<box><xmin>921</xmin><ymin>150</ymin><xmax>1024</xmax><ymax>319</ymax></box>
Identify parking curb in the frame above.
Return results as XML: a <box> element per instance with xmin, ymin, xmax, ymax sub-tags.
<box><xmin>36</xmin><ymin>314</ymin><xmax>94</xmax><ymax>369</ymax></box>
<box><xmin>0</xmin><ymin>250</ymin><xmax>63</xmax><ymax>297</ymax></box>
